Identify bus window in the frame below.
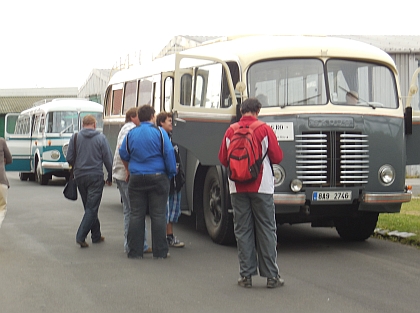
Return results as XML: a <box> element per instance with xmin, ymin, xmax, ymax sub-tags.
<box><xmin>194</xmin><ymin>63</ymin><xmax>223</xmax><ymax>108</ymax></box>
<box><xmin>32</xmin><ymin>114</ymin><xmax>41</xmax><ymax>135</ymax></box>
<box><xmin>180</xmin><ymin>74</ymin><xmax>192</xmax><ymax>106</ymax></box>
<box><xmin>80</xmin><ymin>112</ymin><xmax>103</xmax><ymax>131</ymax></box>
<box><xmin>248</xmin><ymin>59</ymin><xmax>327</xmax><ymax>107</ymax></box>
<box><xmin>138</xmin><ymin>78</ymin><xmax>153</xmax><ymax>106</ymax></box>
<box><xmin>40</xmin><ymin>115</ymin><xmax>46</xmax><ymax>133</ymax></box>
<box><xmin>327</xmin><ymin>59</ymin><xmax>398</xmax><ymax>108</ymax></box>
<box><xmin>153</xmin><ymin>79</ymin><xmax>161</xmax><ymax>113</ymax></box>
<box><xmin>221</xmin><ymin>62</ymin><xmax>239</xmax><ymax>108</ymax></box>
<box><xmin>123</xmin><ymin>80</ymin><xmax>137</xmax><ymax>113</ymax></box>
<box><xmin>15</xmin><ymin>115</ymin><xmax>30</xmax><ymax>134</ymax></box>
<box><xmin>104</xmin><ymin>87</ymin><xmax>112</xmax><ymax>117</ymax></box>
<box><xmin>164</xmin><ymin>77</ymin><xmax>173</xmax><ymax>112</ymax></box>
<box><xmin>112</xmin><ymin>88</ymin><xmax>123</xmax><ymax>115</ymax></box>
<box><xmin>46</xmin><ymin>111</ymin><xmax>79</xmax><ymax>133</ymax></box>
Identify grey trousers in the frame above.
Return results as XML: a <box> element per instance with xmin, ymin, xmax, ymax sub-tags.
<box><xmin>231</xmin><ymin>192</ymin><xmax>279</xmax><ymax>278</ymax></box>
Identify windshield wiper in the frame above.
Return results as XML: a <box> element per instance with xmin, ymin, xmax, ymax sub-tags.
<box><xmin>60</xmin><ymin>123</ymin><xmax>74</xmax><ymax>135</ymax></box>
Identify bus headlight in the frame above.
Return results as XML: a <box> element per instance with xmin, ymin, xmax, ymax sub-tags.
<box><xmin>378</xmin><ymin>165</ymin><xmax>395</xmax><ymax>186</ymax></box>
<box><xmin>290</xmin><ymin>179</ymin><xmax>303</xmax><ymax>192</ymax></box>
<box><xmin>273</xmin><ymin>164</ymin><xmax>285</xmax><ymax>187</ymax></box>
<box><xmin>51</xmin><ymin>151</ymin><xmax>60</xmax><ymax>160</ymax></box>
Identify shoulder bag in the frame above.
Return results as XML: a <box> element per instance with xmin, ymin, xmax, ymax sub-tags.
<box><xmin>63</xmin><ymin>133</ymin><xmax>78</xmax><ymax>201</ymax></box>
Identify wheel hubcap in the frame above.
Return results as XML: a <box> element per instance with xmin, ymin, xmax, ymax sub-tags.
<box><xmin>209</xmin><ymin>184</ymin><xmax>221</xmax><ymax>224</ymax></box>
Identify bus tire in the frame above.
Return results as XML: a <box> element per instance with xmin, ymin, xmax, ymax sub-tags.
<box><xmin>334</xmin><ymin>212</ymin><xmax>378</xmax><ymax>241</ymax></box>
<box><xmin>36</xmin><ymin>161</ymin><xmax>50</xmax><ymax>185</ymax></box>
<box><xmin>19</xmin><ymin>173</ymin><xmax>29</xmax><ymax>181</ymax></box>
<box><xmin>203</xmin><ymin>167</ymin><xmax>235</xmax><ymax>245</ymax></box>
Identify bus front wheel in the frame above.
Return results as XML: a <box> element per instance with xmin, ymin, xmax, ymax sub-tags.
<box><xmin>203</xmin><ymin>167</ymin><xmax>234</xmax><ymax>245</ymax></box>
<box><xmin>36</xmin><ymin>161</ymin><xmax>50</xmax><ymax>185</ymax></box>
<box><xmin>334</xmin><ymin>212</ymin><xmax>378</xmax><ymax>241</ymax></box>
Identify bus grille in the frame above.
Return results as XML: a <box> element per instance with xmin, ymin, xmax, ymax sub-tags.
<box><xmin>295</xmin><ymin>132</ymin><xmax>369</xmax><ymax>187</ymax></box>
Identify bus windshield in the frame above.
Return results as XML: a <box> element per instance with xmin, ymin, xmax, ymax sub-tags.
<box><xmin>248</xmin><ymin>58</ymin><xmax>398</xmax><ymax>109</ymax></box>
<box><xmin>46</xmin><ymin>111</ymin><xmax>103</xmax><ymax>133</ymax></box>
<box><xmin>248</xmin><ymin>59</ymin><xmax>327</xmax><ymax>107</ymax></box>
<box><xmin>326</xmin><ymin>59</ymin><xmax>398</xmax><ymax>109</ymax></box>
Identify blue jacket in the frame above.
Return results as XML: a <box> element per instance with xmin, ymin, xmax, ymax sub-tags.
<box><xmin>119</xmin><ymin>122</ymin><xmax>176</xmax><ymax>179</ymax></box>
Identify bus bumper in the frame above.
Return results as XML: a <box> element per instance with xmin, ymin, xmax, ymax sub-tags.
<box><xmin>42</xmin><ymin>161</ymin><xmax>71</xmax><ymax>170</ymax></box>
<box><xmin>273</xmin><ymin>191</ymin><xmax>411</xmax><ymax>205</ymax></box>
<box><xmin>362</xmin><ymin>192</ymin><xmax>412</xmax><ymax>204</ymax></box>
<box><xmin>274</xmin><ymin>193</ymin><xmax>306</xmax><ymax>205</ymax></box>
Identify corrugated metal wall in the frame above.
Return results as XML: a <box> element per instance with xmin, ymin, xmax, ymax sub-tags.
<box><xmin>389</xmin><ymin>53</ymin><xmax>420</xmax><ymax>110</ymax></box>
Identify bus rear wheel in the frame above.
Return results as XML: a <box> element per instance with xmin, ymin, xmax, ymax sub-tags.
<box><xmin>203</xmin><ymin>167</ymin><xmax>235</xmax><ymax>245</ymax></box>
<box><xmin>334</xmin><ymin>212</ymin><xmax>378</xmax><ymax>241</ymax></box>
<box><xmin>19</xmin><ymin>173</ymin><xmax>30</xmax><ymax>181</ymax></box>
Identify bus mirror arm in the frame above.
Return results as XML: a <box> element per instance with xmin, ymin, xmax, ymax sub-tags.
<box><xmin>174</xmin><ymin>118</ymin><xmax>186</xmax><ymax>126</ymax></box>
<box><xmin>172</xmin><ymin>110</ymin><xmax>186</xmax><ymax>126</ymax></box>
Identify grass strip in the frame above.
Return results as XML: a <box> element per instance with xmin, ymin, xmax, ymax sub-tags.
<box><xmin>374</xmin><ymin>198</ymin><xmax>420</xmax><ymax>248</ymax></box>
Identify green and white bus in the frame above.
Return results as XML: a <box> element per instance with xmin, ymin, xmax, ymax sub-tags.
<box><xmin>5</xmin><ymin>98</ymin><xmax>103</xmax><ymax>185</ymax></box>
<box><xmin>103</xmin><ymin>35</ymin><xmax>419</xmax><ymax>244</ymax></box>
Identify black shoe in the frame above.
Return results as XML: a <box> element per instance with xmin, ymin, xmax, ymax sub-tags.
<box><xmin>267</xmin><ymin>275</ymin><xmax>285</xmax><ymax>288</ymax></box>
<box><xmin>76</xmin><ymin>241</ymin><xmax>89</xmax><ymax>248</ymax></box>
<box><xmin>127</xmin><ymin>253</ymin><xmax>143</xmax><ymax>259</ymax></box>
<box><xmin>237</xmin><ymin>276</ymin><xmax>252</xmax><ymax>288</ymax></box>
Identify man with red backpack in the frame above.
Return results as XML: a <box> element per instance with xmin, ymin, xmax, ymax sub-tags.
<box><xmin>218</xmin><ymin>98</ymin><xmax>284</xmax><ymax>288</ymax></box>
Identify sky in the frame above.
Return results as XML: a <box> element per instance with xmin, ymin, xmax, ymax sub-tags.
<box><xmin>1</xmin><ymin>0</ymin><xmax>419</xmax><ymax>89</ymax></box>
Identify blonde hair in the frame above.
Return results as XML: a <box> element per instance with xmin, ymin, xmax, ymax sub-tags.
<box><xmin>82</xmin><ymin>115</ymin><xmax>96</xmax><ymax>126</ymax></box>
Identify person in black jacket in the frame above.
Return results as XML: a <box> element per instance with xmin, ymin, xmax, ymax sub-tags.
<box><xmin>156</xmin><ymin>112</ymin><xmax>185</xmax><ymax>248</ymax></box>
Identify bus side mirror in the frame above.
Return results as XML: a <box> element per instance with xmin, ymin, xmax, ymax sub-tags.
<box><xmin>405</xmin><ymin>106</ymin><xmax>412</xmax><ymax>135</ymax></box>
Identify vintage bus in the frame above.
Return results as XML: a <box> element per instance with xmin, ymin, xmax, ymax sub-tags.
<box><xmin>5</xmin><ymin>98</ymin><xmax>103</xmax><ymax>185</ymax></box>
<box><xmin>103</xmin><ymin>35</ymin><xmax>419</xmax><ymax>245</ymax></box>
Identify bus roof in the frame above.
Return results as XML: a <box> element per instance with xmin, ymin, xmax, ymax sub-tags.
<box><xmin>180</xmin><ymin>35</ymin><xmax>397</xmax><ymax>71</ymax></box>
<box><xmin>108</xmin><ymin>35</ymin><xmax>397</xmax><ymax>86</ymax></box>
<box><xmin>20</xmin><ymin>98</ymin><xmax>103</xmax><ymax>114</ymax></box>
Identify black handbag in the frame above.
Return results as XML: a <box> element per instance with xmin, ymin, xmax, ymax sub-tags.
<box><xmin>63</xmin><ymin>134</ymin><xmax>78</xmax><ymax>201</ymax></box>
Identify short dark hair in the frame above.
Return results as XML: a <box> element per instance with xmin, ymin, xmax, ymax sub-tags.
<box><xmin>156</xmin><ymin>111</ymin><xmax>172</xmax><ymax>127</ymax></box>
<box><xmin>240</xmin><ymin>98</ymin><xmax>262</xmax><ymax>114</ymax></box>
<box><xmin>137</xmin><ymin>105</ymin><xmax>155</xmax><ymax>122</ymax></box>
<box><xmin>125</xmin><ymin>107</ymin><xmax>137</xmax><ymax>123</ymax></box>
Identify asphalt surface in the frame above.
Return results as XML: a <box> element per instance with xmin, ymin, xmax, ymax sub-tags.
<box><xmin>0</xmin><ymin>173</ymin><xmax>419</xmax><ymax>313</ymax></box>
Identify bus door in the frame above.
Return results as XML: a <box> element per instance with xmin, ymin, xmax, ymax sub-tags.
<box><xmin>4</xmin><ymin>113</ymin><xmax>32</xmax><ymax>172</ymax></box>
<box><xmin>171</xmin><ymin>53</ymin><xmax>237</xmax><ymax>166</ymax></box>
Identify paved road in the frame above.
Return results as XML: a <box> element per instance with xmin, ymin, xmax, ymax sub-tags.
<box><xmin>1</xmin><ymin>173</ymin><xmax>419</xmax><ymax>313</ymax></box>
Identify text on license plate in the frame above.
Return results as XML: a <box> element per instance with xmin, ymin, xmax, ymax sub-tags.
<box><xmin>312</xmin><ymin>191</ymin><xmax>352</xmax><ymax>201</ymax></box>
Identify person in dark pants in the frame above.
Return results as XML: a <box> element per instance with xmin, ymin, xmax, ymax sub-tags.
<box><xmin>66</xmin><ymin>115</ymin><xmax>113</xmax><ymax>248</ymax></box>
<box><xmin>119</xmin><ymin>105</ymin><xmax>176</xmax><ymax>259</ymax></box>
<box><xmin>218</xmin><ymin>98</ymin><xmax>285</xmax><ymax>288</ymax></box>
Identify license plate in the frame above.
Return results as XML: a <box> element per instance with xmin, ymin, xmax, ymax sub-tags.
<box><xmin>312</xmin><ymin>191</ymin><xmax>352</xmax><ymax>201</ymax></box>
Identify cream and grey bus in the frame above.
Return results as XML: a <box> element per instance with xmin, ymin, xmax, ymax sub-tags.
<box><xmin>103</xmin><ymin>35</ymin><xmax>419</xmax><ymax>245</ymax></box>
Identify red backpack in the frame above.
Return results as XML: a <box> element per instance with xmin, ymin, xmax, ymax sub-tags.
<box><xmin>227</xmin><ymin>120</ymin><xmax>267</xmax><ymax>183</ymax></box>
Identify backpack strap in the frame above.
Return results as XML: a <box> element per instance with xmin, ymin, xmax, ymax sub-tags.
<box><xmin>249</xmin><ymin>120</ymin><xmax>268</xmax><ymax>161</ymax></box>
